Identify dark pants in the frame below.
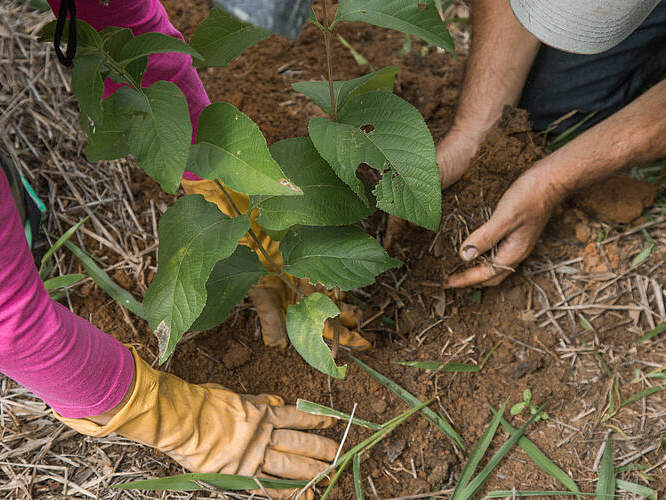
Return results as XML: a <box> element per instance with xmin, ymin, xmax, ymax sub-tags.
<box><xmin>519</xmin><ymin>0</ymin><xmax>666</xmax><ymax>135</ymax></box>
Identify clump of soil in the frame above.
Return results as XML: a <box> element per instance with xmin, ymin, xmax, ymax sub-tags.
<box><xmin>574</xmin><ymin>175</ymin><xmax>659</xmax><ymax>223</ymax></box>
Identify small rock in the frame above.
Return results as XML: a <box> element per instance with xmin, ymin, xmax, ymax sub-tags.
<box><xmin>574</xmin><ymin>222</ymin><xmax>593</xmax><ymax>243</ymax></box>
<box><xmin>510</xmin><ymin>357</ymin><xmax>544</xmax><ymax>379</ymax></box>
<box><xmin>222</xmin><ymin>340</ymin><xmax>252</xmax><ymax>369</ymax></box>
<box><xmin>383</xmin><ymin>436</ymin><xmax>406</xmax><ymax>463</ymax></box>
<box><xmin>573</xmin><ymin>176</ymin><xmax>658</xmax><ymax>224</ymax></box>
<box><xmin>370</xmin><ymin>398</ymin><xmax>388</xmax><ymax>414</ymax></box>
<box><xmin>427</xmin><ymin>461</ymin><xmax>451</xmax><ymax>486</ymax></box>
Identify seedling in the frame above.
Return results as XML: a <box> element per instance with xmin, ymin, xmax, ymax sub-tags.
<box><xmin>510</xmin><ymin>389</ymin><xmax>549</xmax><ymax>422</ymax></box>
<box><xmin>41</xmin><ymin>0</ymin><xmax>454</xmax><ymax>379</ymax></box>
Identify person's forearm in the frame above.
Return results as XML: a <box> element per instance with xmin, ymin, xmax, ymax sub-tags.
<box><xmin>542</xmin><ymin>79</ymin><xmax>666</xmax><ymax>195</ymax></box>
<box><xmin>453</xmin><ymin>0</ymin><xmax>540</xmax><ymax>140</ymax></box>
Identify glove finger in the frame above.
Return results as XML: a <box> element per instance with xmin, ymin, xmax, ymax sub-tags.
<box><xmin>243</xmin><ymin>393</ymin><xmax>285</xmax><ymax>406</ymax></box>
<box><xmin>262</xmin><ymin>448</ymin><xmax>330</xmax><ymax>480</ymax></box>
<box><xmin>270</xmin><ymin>429</ymin><xmax>338</xmax><ymax>462</ymax></box>
<box><xmin>249</xmin><ymin>278</ymin><xmax>288</xmax><ymax>349</ymax></box>
<box><xmin>339</xmin><ymin>302</ymin><xmax>362</xmax><ymax>328</ymax></box>
<box><xmin>323</xmin><ymin>320</ymin><xmax>371</xmax><ymax>351</ymax></box>
<box><xmin>268</xmin><ymin>405</ymin><xmax>337</xmax><ymax>430</ymax></box>
<box><xmin>250</xmin><ymin>472</ymin><xmax>314</xmax><ymax>500</ymax></box>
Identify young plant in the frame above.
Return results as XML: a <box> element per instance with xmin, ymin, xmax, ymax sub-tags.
<box><xmin>510</xmin><ymin>389</ymin><xmax>549</xmax><ymax>422</ymax></box>
<box><xmin>41</xmin><ymin>0</ymin><xmax>452</xmax><ymax>379</ymax></box>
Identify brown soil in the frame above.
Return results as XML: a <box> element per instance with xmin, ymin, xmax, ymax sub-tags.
<box><xmin>63</xmin><ymin>2</ymin><xmax>666</xmax><ymax>498</ymax></box>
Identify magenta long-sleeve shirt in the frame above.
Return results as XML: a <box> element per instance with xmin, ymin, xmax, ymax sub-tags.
<box><xmin>0</xmin><ymin>0</ymin><xmax>210</xmax><ymax>418</ymax></box>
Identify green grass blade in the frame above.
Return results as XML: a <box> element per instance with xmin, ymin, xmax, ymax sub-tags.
<box><xmin>394</xmin><ymin>360</ymin><xmax>479</xmax><ymax>372</ymax></box>
<box><xmin>351</xmin><ymin>356</ymin><xmax>464</xmax><ymax>450</ymax></box>
<box><xmin>113</xmin><ymin>473</ymin><xmax>305</xmax><ymax>491</ymax></box>
<box><xmin>485</xmin><ymin>491</ymin><xmax>594</xmax><ymax>498</ymax></box>
<box><xmin>353</xmin><ymin>453</ymin><xmax>364</xmax><ymax>500</ymax></box>
<box><xmin>616</xmin><ymin>479</ymin><xmax>656</xmax><ymax>499</ymax></box>
<box><xmin>321</xmin><ymin>454</ymin><xmax>353</xmax><ymax>500</ymax></box>
<box><xmin>452</xmin><ymin>401</ymin><xmax>507</xmax><ymax>498</ymax></box>
<box><xmin>296</xmin><ymin>399</ymin><xmax>381</xmax><ymax>430</ymax></box>
<box><xmin>39</xmin><ymin>216</ymin><xmax>90</xmax><ymax>278</ymax></box>
<box><xmin>496</xmin><ymin>414</ymin><xmax>581</xmax><ymax>495</ymax></box>
<box><xmin>637</xmin><ymin>322</ymin><xmax>666</xmax><ymax>342</ymax></box>
<box><xmin>596</xmin><ymin>437</ymin><xmax>615</xmax><ymax>500</ymax></box>
<box><xmin>63</xmin><ymin>240</ymin><xmax>146</xmax><ymax>319</ymax></box>
<box><xmin>461</xmin><ymin>403</ymin><xmax>547</xmax><ymax>499</ymax></box>
<box><xmin>43</xmin><ymin>273</ymin><xmax>86</xmax><ymax>291</ymax></box>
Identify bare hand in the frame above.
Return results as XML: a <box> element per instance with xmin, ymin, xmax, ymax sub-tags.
<box><xmin>446</xmin><ymin>164</ymin><xmax>565</xmax><ymax>288</ymax></box>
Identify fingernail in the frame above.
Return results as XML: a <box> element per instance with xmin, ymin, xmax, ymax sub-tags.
<box><xmin>461</xmin><ymin>245</ymin><xmax>478</xmax><ymax>261</ymax></box>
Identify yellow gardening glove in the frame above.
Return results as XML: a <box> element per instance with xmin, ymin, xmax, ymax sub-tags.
<box><xmin>56</xmin><ymin>348</ymin><xmax>337</xmax><ymax>499</ymax></box>
<box><xmin>181</xmin><ymin>178</ymin><xmax>371</xmax><ymax>350</ymax></box>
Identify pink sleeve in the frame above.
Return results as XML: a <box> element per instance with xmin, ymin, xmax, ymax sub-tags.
<box><xmin>48</xmin><ymin>0</ymin><xmax>210</xmax><ymax>179</ymax></box>
<box><xmin>0</xmin><ymin>170</ymin><xmax>134</xmax><ymax>418</ymax></box>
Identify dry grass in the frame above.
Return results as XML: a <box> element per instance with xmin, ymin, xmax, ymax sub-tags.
<box><xmin>1</xmin><ymin>0</ymin><xmax>664</xmax><ymax>498</ymax></box>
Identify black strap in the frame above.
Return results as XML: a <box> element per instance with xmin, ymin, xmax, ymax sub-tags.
<box><xmin>54</xmin><ymin>0</ymin><xmax>77</xmax><ymax>67</ymax></box>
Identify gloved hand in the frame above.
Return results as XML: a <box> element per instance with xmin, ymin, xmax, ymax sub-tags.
<box><xmin>182</xmin><ymin>178</ymin><xmax>371</xmax><ymax>350</ymax></box>
<box><xmin>57</xmin><ymin>348</ymin><xmax>338</xmax><ymax>499</ymax></box>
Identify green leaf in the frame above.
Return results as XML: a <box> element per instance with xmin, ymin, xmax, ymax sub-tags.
<box><xmin>190</xmin><ymin>246</ymin><xmax>267</xmax><ymax>331</ymax></box>
<box><xmin>351</xmin><ymin>355</ymin><xmax>464</xmax><ymax>449</ymax></box>
<box><xmin>286</xmin><ymin>293</ymin><xmax>347</xmax><ymax>379</ymax></box>
<box><xmin>40</xmin><ymin>19</ymin><xmax>102</xmax><ymax>49</ymax></box>
<box><xmin>631</xmin><ymin>242</ymin><xmax>655</xmax><ymax>266</ymax></box>
<box><xmin>190</xmin><ymin>103</ymin><xmax>300</xmax><ymax>196</ymax></box>
<box><xmin>309</xmin><ymin>91</ymin><xmax>441</xmax><ymax>230</ymax></box>
<box><xmin>616</xmin><ymin>479</ymin><xmax>656</xmax><ymax>499</ymax></box>
<box><xmin>637</xmin><ymin>322</ymin><xmax>666</xmax><ymax>342</ymax></box>
<box><xmin>101</xmin><ymin>27</ymin><xmax>148</xmax><ymax>86</ymax></box>
<box><xmin>189</xmin><ymin>7</ymin><xmax>270</xmax><ymax>68</ymax></box>
<box><xmin>496</xmin><ymin>415</ymin><xmax>582</xmax><ymax>495</ymax></box>
<box><xmin>63</xmin><ymin>240</ymin><xmax>145</xmax><ymax>319</ymax></box>
<box><xmin>596</xmin><ymin>437</ymin><xmax>615</xmax><ymax>500</ymax></box>
<box><xmin>296</xmin><ymin>399</ymin><xmax>382</xmax><ymax>430</ymax></box>
<box><xmin>353</xmin><ymin>453</ymin><xmax>365</xmax><ymax>500</ymax></box>
<box><xmin>281</xmin><ymin>226</ymin><xmax>401</xmax><ymax>291</ymax></box>
<box><xmin>524</xmin><ymin>389</ymin><xmax>532</xmax><ymax>403</ymax></box>
<box><xmin>118</xmin><ymin>32</ymin><xmax>202</xmax><ymax>65</ymax></box>
<box><xmin>83</xmin><ymin>96</ymin><xmax>131</xmax><ymax>161</ymax></box>
<box><xmin>143</xmin><ymin>195</ymin><xmax>250</xmax><ymax>363</ymax></box>
<box><xmin>43</xmin><ymin>273</ymin><xmax>86</xmax><ymax>291</ymax></box>
<box><xmin>485</xmin><ymin>491</ymin><xmax>592</xmax><ymax>498</ymax></box>
<box><xmin>71</xmin><ymin>53</ymin><xmax>105</xmax><ymax>125</ymax></box>
<box><xmin>254</xmin><ymin>138</ymin><xmax>373</xmax><ymax>230</ymax></box>
<box><xmin>335</xmin><ymin>0</ymin><xmax>454</xmax><ymax>52</ymax></box>
<box><xmin>459</xmin><ymin>404</ymin><xmax>546</xmax><ymax>499</ymax></box>
<box><xmin>393</xmin><ymin>360</ymin><xmax>480</xmax><ymax>372</ymax></box>
<box><xmin>112</xmin><ymin>473</ymin><xmax>305</xmax><ymax>491</ymax></box>
<box><xmin>39</xmin><ymin>215</ymin><xmax>90</xmax><ymax>278</ymax></box>
<box><xmin>510</xmin><ymin>402</ymin><xmax>527</xmax><ymax>415</ymax></box>
<box><xmin>113</xmin><ymin>82</ymin><xmax>191</xmax><ymax>193</ymax></box>
<box><xmin>454</xmin><ymin>402</ymin><xmax>507</xmax><ymax>496</ymax></box>
<box><xmin>292</xmin><ymin>65</ymin><xmax>399</xmax><ymax>115</ymax></box>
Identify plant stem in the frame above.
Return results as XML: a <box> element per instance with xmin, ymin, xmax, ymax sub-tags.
<box><xmin>212</xmin><ymin>179</ymin><xmax>304</xmax><ymax>299</ymax></box>
<box><xmin>321</xmin><ymin>0</ymin><xmax>337</xmax><ymax>121</ymax></box>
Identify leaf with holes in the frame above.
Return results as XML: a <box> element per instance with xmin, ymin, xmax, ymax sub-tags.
<box><xmin>189</xmin><ymin>103</ymin><xmax>301</xmax><ymax>196</ymax></box>
<box><xmin>143</xmin><ymin>195</ymin><xmax>249</xmax><ymax>363</ymax></box>
<box><xmin>281</xmin><ymin>226</ymin><xmax>401</xmax><ymax>291</ymax></box>
<box><xmin>286</xmin><ymin>293</ymin><xmax>346</xmax><ymax>379</ymax></box>
<box><xmin>189</xmin><ymin>7</ymin><xmax>270</xmax><ymax>68</ymax></box>
<box><xmin>254</xmin><ymin>138</ymin><xmax>373</xmax><ymax>230</ymax></box>
<box><xmin>310</xmin><ymin>91</ymin><xmax>441</xmax><ymax>230</ymax></box>
<box><xmin>191</xmin><ymin>246</ymin><xmax>267</xmax><ymax>331</ymax></box>
<box><xmin>292</xmin><ymin>65</ymin><xmax>399</xmax><ymax>115</ymax></box>
<box><xmin>113</xmin><ymin>82</ymin><xmax>191</xmax><ymax>194</ymax></box>
<box><xmin>336</xmin><ymin>0</ymin><xmax>454</xmax><ymax>53</ymax></box>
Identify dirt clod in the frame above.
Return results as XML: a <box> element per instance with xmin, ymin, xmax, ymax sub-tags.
<box><xmin>573</xmin><ymin>175</ymin><xmax>659</xmax><ymax>223</ymax></box>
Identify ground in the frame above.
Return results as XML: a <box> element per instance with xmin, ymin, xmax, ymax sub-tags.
<box><xmin>1</xmin><ymin>1</ymin><xmax>665</xmax><ymax>499</ymax></box>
